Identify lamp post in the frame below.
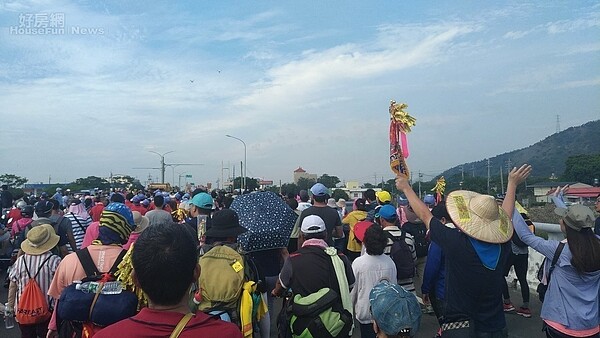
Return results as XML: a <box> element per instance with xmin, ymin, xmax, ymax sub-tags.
<box><xmin>226</xmin><ymin>135</ymin><xmax>247</xmax><ymax>192</ymax></box>
<box><xmin>148</xmin><ymin>150</ymin><xmax>174</xmax><ymax>184</ymax></box>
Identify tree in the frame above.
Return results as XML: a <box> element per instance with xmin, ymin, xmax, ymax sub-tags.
<box><xmin>363</xmin><ymin>183</ymin><xmax>375</xmax><ymax>188</ymax></box>
<box><xmin>71</xmin><ymin>176</ymin><xmax>111</xmax><ymax>191</ymax></box>
<box><xmin>331</xmin><ymin>189</ymin><xmax>349</xmax><ymax>201</ymax></box>
<box><xmin>281</xmin><ymin>183</ymin><xmax>299</xmax><ymax>197</ymax></box>
<box><xmin>110</xmin><ymin>175</ymin><xmax>144</xmax><ymax>191</ymax></box>
<box><xmin>297</xmin><ymin>177</ymin><xmax>316</xmax><ymax>191</ymax></box>
<box><xmin>0</xmin><ymin>174</ymin><xmax>28</xmax><ymax>188</ymax></box>
<box><xmin>317</xmin><ymin>174</ymin><xmax>340</xmax><ymax>189</ymax></box>
<box><xmin>562</xmin><ymin>154</ymin><xmax>600</xmax><ymax>185</ymax></box>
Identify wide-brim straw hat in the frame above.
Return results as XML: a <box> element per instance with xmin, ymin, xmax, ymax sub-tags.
<box><xmin>21</xmin><ymin>223</ymin><xmax>60</xmax><ymax>255</ymax></box>
<box><xmin>446</xmin><ymin>190</ymin><xmax>513</xmax><ymax>244</ymax></box>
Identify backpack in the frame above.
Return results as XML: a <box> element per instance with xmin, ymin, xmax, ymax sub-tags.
<box><xmin>16</xmin><ymin>256</ymin><xmax>53</xmax><ymax>325</ymax></box>
<box><xmin>285</xmin><ymin>247</ymin><xmax>353</xmax><ymax>338</ymax></box>
<box><xmin>197</xmin><ymin>244</ymin><xmax>265</xmax><ymax>328</ymax></box>
<box><xmin>536</xmin><ymin>242</ymin><xmax>565</xmax><ymax>303</ymax></box>
<box><xmin>57</xmin><ymin>248</ymin><xmax>138</xmax><ymax>338</ymax></box>
<box><xmin>289</xmin><ymin>288</ymin><xmax>353</xmax><ymax>338</ymax></box>
<box><xmin>387</xmin><ymin>231</ymin><xmax>416</xmax><ymax>280</ymax></box>
<box><xmin>402</xmin><ymin>222</ymin><xmax>429</xmax><ymax>258</ymax></box>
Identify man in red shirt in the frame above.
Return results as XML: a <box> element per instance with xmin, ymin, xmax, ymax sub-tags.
<box><xmin>96</xmin><ymin>222</ymin><xmax>242</xmax><ymax>338</ymax></box>
<box><xmin>88</xmin><ymin>196</ymin><xmax>106</xmax><ymax>222</ymax></box>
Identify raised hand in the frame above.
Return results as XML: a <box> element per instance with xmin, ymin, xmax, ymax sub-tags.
<box><xmin>508</xmin><ymin>164</ymin><xmax>532</xmax><ymax>186</ymax></box>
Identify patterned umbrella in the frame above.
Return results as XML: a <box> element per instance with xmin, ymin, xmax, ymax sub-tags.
<box><xmin>231</xmin><ymin>191</ymin><xmax>297</xmax><ymax>252</ymax></box>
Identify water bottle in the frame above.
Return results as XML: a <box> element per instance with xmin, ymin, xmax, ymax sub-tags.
<box><xmin>75</xmin><ymin>281</ymin><xmax>123</xmax><ymax>294</ymax></box>
<box><xmin>4</xmin><ymin>302</ymin><xmax>15</xmax><ymax>329</ymax></box>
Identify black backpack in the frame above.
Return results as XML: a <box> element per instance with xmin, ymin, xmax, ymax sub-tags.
<box><xmin>387</xmin><ymin>231</ymin><xmax>416</xmax><ymax>280</ymax></box>
<box><xmin>402</xmin><ymin>222</ymin><xmax>429</xmax><ymax>258</ymax></box>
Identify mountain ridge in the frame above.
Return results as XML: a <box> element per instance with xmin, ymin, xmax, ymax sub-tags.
<box><xmin>437</xmin><ymin>120</ymin><xmax>600</xmax><ymax>181</ymax></box>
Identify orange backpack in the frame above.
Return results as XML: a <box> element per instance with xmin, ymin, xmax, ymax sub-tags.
<box><xmin>16</xmin><ymin>256</ymin><xmax>52</xmax><ymax>325</ymax></box>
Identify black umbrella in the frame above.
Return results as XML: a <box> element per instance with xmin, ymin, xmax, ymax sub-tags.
<box><xmin>230</xmin><ymin>191</ymin><xmax>297</xmax><ymax>252</ymax></box>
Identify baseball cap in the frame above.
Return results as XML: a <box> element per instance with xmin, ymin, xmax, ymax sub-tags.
<box><xmin>554</xmin><ymin>204</ymin><xmax>595</xmax><ymax>231</ymax></box>
<box><xmin>423</xmin><ymin>194</ymin><xmax>436</xmax><ymax>206</ymax></box>
<box><xmin>377</xmin><ymin>204</ymin><xmax>397</xmax><ymax>221</ymax></box>
<box><xmin>310</xmin><ymin>183</ymin><xmax>329</xmax><ymax>197</ymax></box>
<box><xmin>370</xmin><ymin>280</ymin><xmax>421</xmax><ymax>335</ymax></box>
<box><xmin>376</xmin><ymin>191</ymin><xmax>392</xmax><ymax>203</ymax></box>
<box><xmin>190</xmin><ymin>192</ymin><xmax>213</xmax><ymax>209</ymax></box>
<box><xmin>300</xmin><ymin>215</ymin><xmax>326</xmax><ymax>234</ymax></box>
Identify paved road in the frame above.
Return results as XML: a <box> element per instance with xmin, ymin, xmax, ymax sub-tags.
<box><xmin>1</xmin><ymin>267</ymin><xmax>545</xmax><ymax>337</ymax></box>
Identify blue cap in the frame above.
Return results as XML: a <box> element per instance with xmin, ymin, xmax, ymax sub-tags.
<box><xmin>423</xmin><ymin>194</ymin><xmax>436</xmax><ymax>206</ymax></box>
<box><xmin>369</xmin><ymin>280</ymin><xmax>421</xmax><ymax>335</ymax></box>
<box><xmin>310</xmin><ymin>183</ymin><xmax>329</xmax><ymax>197</ymax></box>
<box><xmin>377</xmin><ymin>204</ymin><xmax>397</xmax><ymax>221</ymax></box>
<box><xmin>190</xmin><ymin>192</ymin><xmax>213</xmax><ymax>209</ymax></box>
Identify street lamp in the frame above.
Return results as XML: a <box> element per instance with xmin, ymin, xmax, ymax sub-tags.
<box><xmin>148</xmin><ymin>150</ymin><xmax>174</xmax><ymax>184</ymax></box>
<box><xmin>226</xmin><ymin>135</ymin><xmax>247</xmax><ymax>192</ymax></box>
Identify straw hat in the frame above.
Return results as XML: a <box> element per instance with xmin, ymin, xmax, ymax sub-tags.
<box><xmin>21</xmin><ymin>224</ymin><xmax>60</xmax><ymax>255</ymax></box>
<box><xmin>445</xmin><ymin>190</ymin><xmax>513</xmax><ymax>244</ymax></box>
<box><xmin>132</xmin><ymin>211</ymin><xmax>150</xmax><ymax>234</ymax></box>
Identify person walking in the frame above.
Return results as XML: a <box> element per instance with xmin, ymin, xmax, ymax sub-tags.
<box><xmin>350</xmin><ymin>224</ymin><xmax>396</xmax><ymax>338</ymax></box>
<box><xmin>8</xmin><ymin>224</ymin><xmax>61</xmax><ymax>338</ymax></box>
<box><xmin>506</xmin><ymin>165</ymin><xmax>600</xmax><ymax>337</ymax></box>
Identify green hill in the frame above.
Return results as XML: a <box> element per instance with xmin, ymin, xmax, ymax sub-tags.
<box><xmin>437</xmin><ymin>120</ymin><xmax>600</xmax><ymax>182</ymax></box>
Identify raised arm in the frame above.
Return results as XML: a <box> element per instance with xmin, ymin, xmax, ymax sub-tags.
<box><xmin>395</xmin><ymin>175</ymin><xmax>433</xmax><ymax>229</ymax></box>
<box><xmin>502</xmin><ymin>164</ymin><xmax>532</xmax><ymax>218</ymax></box>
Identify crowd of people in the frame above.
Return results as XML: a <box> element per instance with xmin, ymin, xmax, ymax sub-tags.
<box><xmin>0</xmin><ymin>164</ymin><xmax>598</xmax><ymax>338</ymax></box>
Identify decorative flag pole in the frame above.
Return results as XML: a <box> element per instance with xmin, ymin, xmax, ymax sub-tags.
<box><xmin>431</xmin><ymin>176</ymin><xmax>446</xmax><ymax>205</ymax></box>
<box><xmin>389</xmin><ymin>100</ymin><xmax>416</xmax><ymax>178</ymax></box>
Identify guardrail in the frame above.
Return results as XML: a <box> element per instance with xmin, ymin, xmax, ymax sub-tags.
<box><xmin>507</xmin><ymin>222</ymin><xmax>564</xmax><ymax>293</ymax></box>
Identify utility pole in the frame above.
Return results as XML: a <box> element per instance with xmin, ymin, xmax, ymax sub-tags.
<box><xmin>471</xmin><ymin>164</ymin><xmax>475</xmax><ymax>177</ymax></box>
<box><xmin>460</xmin><ymin>165</ymin><xmax>465</xmax><ymax>180</ymax></box>
<box><xmin>500</xmin><ymin>166</ymin><xmax>504</xmax><ymax>195</ymax></box>
<box><xmin>487</xmin><ymin>158</ymin><xmax>491</xmax><ymax>194</ymax></box>
<box><xmin>556</xmin><ymin>115</ymin><xmax>561</xmax><ymax>133</ymax></box>
<box><xmin>418</xmin><ymin>170</ymin><xmax>423</xmax><ymax>199</ymax></box>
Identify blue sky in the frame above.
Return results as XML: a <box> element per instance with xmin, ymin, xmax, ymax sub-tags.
<box><xmin>0</xmin><ymin>0</ymin><xmax>598</xmax><ymax>188</ymax></box>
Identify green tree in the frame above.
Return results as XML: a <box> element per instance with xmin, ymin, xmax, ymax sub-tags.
<box><xmin>297</xmin><ymin>177</ymin><xmax>316</xmax><ymax>191</ymax></box>
<box><xmin>562</xmin><ymin>154</ymin><xmax>600</xmax><ymax>184</ymax></box>
<box><xmin>0</xmin><ymin>174</ymin><xmax>28</xmax><ymax>188</ymax></box>
<box><xmin>363</xmin><ymin>183</ymin><xmax>376</xmax><ymax>188</ymax></box>
<box><xmin>317</xmin><ymin>174</ymin><xmax>340</xmax><ymax>189</ymax></box>
<box><xmin>281</xmin><ymin>183</ymin><xmax>299</xmax><ymax>196</ymax></box>
<box><xmin>71</xmin><ymin>176</ymin><xmax>111</xmax><ymax>191</ymax></box>
<box><xmin>331</xmin><ymin>189</ymin><xmax>349</xmax><ymax>201</ymax></box>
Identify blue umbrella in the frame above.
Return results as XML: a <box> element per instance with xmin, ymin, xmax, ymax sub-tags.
<box><xmin>231</xmin><ymin>191</ymin><xmax>297</xmax><ymax>252</ymax></box>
